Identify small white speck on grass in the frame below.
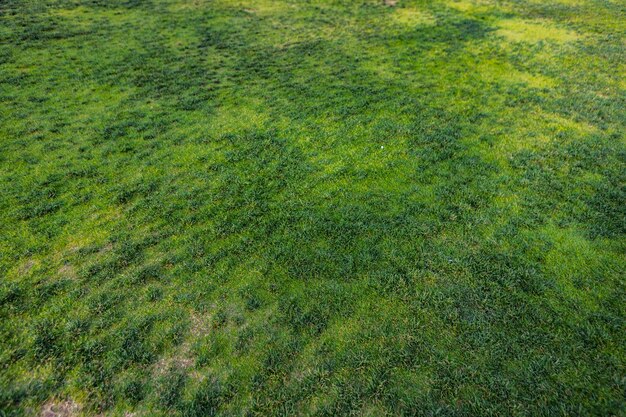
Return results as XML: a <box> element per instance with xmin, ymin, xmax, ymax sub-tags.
<box><xmin>381</xmin><ymin>145</ymin><xmax>384</xmax><ymax>149</ymax></box>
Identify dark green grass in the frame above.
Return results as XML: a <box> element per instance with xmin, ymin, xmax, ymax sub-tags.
<box><xmin>1</xmin><ymin>0</ymin><xmax>625</xmax><ymax>415</ymax></box>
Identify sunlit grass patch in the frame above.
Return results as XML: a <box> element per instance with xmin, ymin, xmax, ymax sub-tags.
<box><xmin>525</xmin><ymin>0</ymin><xmax>588</xmax><ymax>6</ymax></box>
<box><xmin>391</xmin><ymin>8</ymin><xmax>437</xmax><ymax>27</ymax></box>
<box><xmin>444</xmin><ymin>0</ymin><xmax>500</xmax><ymax>13</ymax></box>
<box><xmin>51</xmin><ymin>4</ymin><xmax>152</xmax><ymax>29</ymax></box>
<box><xmin>209</xmin><ymin>99</ymin><xmax>271</xmax><ymax>134</ymax></box>
<box><xmin>214</xmin><ymin>0</ymin><xmax>296</xmax><ymax>16</ymax></box>
<box><xmin>496</xmin><ymin>18</ymin><xmax>581</xmax><ymax>43</ymax></box>
<box><xmin>475</xmin><ymin>60</ymin><xmax>557</xmax><ymax>89</ymax></box>
<box><xmin>50</xmin><ymin>6</ymin><xmax>94</xmax><ymax>30</ymax></box>
<box><xmin>542</xmin><ymin>225</ymin><xmax>618</xmax><ymax>310</ymax></box>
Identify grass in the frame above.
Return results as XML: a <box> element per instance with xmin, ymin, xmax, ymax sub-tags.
<box><xmin>0</xmin><ymin>0</ymin><xmax>624</xmax><ymax>415</ymax></box>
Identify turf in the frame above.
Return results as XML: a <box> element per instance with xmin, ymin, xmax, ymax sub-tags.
<box><xmin>1</xmin><ymin>0</ymin><xmax>625</xmax><ymax>415</ymax></box>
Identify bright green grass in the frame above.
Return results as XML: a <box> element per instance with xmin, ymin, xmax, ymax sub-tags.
<box><xmin>1</xmin><ymin>0</ymin><xmax>625</xmax><ymax>415</ymax></box>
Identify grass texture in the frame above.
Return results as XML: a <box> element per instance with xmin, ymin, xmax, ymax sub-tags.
<box><xmin>1</xmin><ymin>0</ymin><xmax>625</xmax><ymax>415</ymax></box>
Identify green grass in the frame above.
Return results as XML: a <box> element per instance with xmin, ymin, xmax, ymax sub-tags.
<box><xmin>1</xmin><ymin>0</ymin><xmax>624</xmax><ymax>415</ymax></box>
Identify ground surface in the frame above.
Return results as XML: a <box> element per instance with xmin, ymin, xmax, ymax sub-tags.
<box><xmin>1</xmin><ymin>0</ymin><xmax>625</xmax><ymax>415</ymax></box>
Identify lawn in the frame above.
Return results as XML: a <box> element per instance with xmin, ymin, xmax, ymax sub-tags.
<box><xmin>1</xmin><ymin>0</ymin><xmax>624</xmax><ymax>415</ymax></box>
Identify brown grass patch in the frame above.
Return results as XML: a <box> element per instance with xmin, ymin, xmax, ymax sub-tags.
<box><xmin>40</xmin><ymin>399</ymin><xmax>80</xmax><ymax>417</ymax></box>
